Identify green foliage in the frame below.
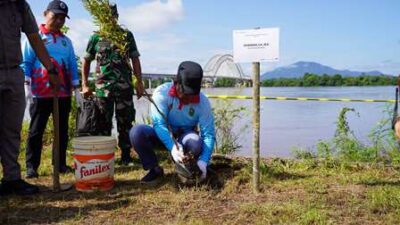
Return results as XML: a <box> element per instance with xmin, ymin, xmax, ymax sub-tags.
<box><xmin>303</xmin><ymin>73</ymin><xmax>320</xmax><ymax>86</ymax></box>
<box><xmin>332</xmin><ymin>108</ymin><xmax>365</xmax><ymax>161</ymax></box>
<box><xmin>298</xmin><ymin>207</ymin><xmax>330</xmax><ymax>225</ymax></box>
<box><xmin>81</xmin><ymin>0</ymin><xmax>128</xmax><ymax>55</ymax></box>
<box><xmin>294</xmin><ymin>106</ymin><xmax>400</xmax><ymax>166</ymax></box>
<box><xmin>20</xmin><ymin>117</ymin><xmax>55</xmax><ymax>153</ymax></box>
<box><xmin>20</xmin><ymin>99</ymin><xmax>78</xmax><ymax>153</ymax></box>
<box><xmin>214</xmin><ymin>78</ymin><xmax>237</xmax><ymax>87</ymax></box>
<box><xmin>316</xmin><ymin>141</ymin><xmax>332</xmax><ymax>159</ymax></box>
<box><xmin>68</xmin><ymin>97</ymin><xmax>78</xmax><ymax>139</ymax></box>
<box><xmin>20</xmin><ymin>122</ymin><xmax>29</xmax><ymax>152</ymax></box>
<box><xmin>212</xmin><ymin>99</ymin><xmax>248</xmax><ymax>155</ymax></box>
<box><xmin>60</xmin><ymin>25</ymin><xmax>69</xmax><ymax>34</ymax></box>
<box><xmin>67</xmin><ymin>55</ymin><xmax>83</xmax><ymax>142</ymax></box>
<box><xmin>322</xmin><ymin>108</ymin><xmax>380</xmax><ymax>162</ymax></box>
<box><xmin>369</xmin><ymin>106</ymin><xmax>400</xmax><ymax>162</ymax></box>
<box><xmin>292</xmin><ymin>148</ymin><xmax>316</xmax><ymax>160</ymax></box>
<box><xmin>262</xmin><ymin>73</ymin><xmax>397</xmax><ymax>87</ymax></box>
<box><xmin>367</xmin><ymin>187</ymin><xmax>400</xmax><ymax>214</ymax></box>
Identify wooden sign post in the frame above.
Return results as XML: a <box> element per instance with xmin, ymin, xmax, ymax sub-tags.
<box><xmin>233</xmin><ymin>27</ymin><xmax>279</xmax><ymax>193</ymax></box>
<box><xmin>252</xmin><ymin>62</ymin><xmax>261</xmax><ymax>193</ymax></box>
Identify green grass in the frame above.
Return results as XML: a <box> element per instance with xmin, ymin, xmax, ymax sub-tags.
<box><xmin>367</xmin><ymin>186</ymin><xmax>400</xmax><ymax>214</ymax></box>
<box><xmin>2</xmin><ymin>107</ymin><xmax>400</xmax><ymax>224</ymax></box>
<box><xmin>1</xmin><ymin>149</ymin><xmax>400</xmax><ymax>224</ymax></box>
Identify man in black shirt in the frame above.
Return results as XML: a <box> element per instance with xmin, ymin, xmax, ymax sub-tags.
<box><xmin>0</xmin><ymin>0</ymin><xmax>58</xmax><ymax>195</ymax></box>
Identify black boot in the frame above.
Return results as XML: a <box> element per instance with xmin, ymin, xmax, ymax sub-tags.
<box><xmin>141</xmin><ymin>166</ymin><xmax>164</xmax><ymax>184</ymax></box>
<box><xmin>0</xmin><ymin>179</ymin><xmax>39</xmax><ymax>196</ymax></box>
<box><xmin>60</xmin><ymin>165</ymin><xmax>74</xmax><ymax>174</ymax></box>
<box><xmin>25</xmin><ymin>167</ymin><xmax>39</xmax><ymax>179</ymax></box>
<box><xmin>119</xmin><ymin>149</ymin><xmax>134</xmax><ymax>166</ymax></box>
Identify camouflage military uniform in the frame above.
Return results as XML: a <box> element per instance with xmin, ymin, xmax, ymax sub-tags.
<box><xmin>84</xmin><ymin>30</ymin><xmax>139</xmax><ymax>156</ymax></box>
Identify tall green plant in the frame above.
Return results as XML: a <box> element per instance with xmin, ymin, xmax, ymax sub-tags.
<box><xmin>326</xmin><ymin>106</ymin><xmax>398</xmax><ymax>163</ymax></box>
<box><xmin>332</xmin><ymin>108</ymin><xmax>364</xmax><ymax>161</ymax></box>
<box><xmin>368</xmin><ymin>105</ymin><xmax>400</xmax><ymax>164</ymax></box>
<box><xmin>81</xmin><ymin>0</ymin><xmax>128</xmax><ymax>55</ymax></box>
<box><xmin>212</xmin><ymin>99</ymin><xmax>248</xmax><ymax>155</ymax></box>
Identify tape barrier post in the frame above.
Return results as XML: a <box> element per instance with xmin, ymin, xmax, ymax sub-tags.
<box><xmin>252</xmin><ymin>62</ymin><xmax>260</xmax><ymax>193</ymax></box>
<box><xmin>393</xmin><ymin>74</ymin><xmax>400</xmax><ymax>129</ymax></box>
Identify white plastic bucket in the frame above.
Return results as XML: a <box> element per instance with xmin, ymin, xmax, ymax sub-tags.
<box><xmin>72</xmin><ymin>136</ymin><xmax>116</xmax><ymax>192</ymax></box>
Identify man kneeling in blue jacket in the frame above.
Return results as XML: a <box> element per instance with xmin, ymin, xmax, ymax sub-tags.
<box><xmin>129</xmin><ymin>61</ymin><xmax>215</xmax><ymax>183</ymax></box>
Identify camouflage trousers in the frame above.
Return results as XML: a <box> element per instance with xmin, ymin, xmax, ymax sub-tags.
<box><xmin>96</xmin><ymin>89</ymin><xmax>135</xmax><ymax>154</ymax></box>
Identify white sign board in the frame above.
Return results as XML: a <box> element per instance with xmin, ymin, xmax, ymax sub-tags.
<box><xmin>233</xmin><ymin>27</ymin><xmax>279</xmax><ymax>63</ymax></box>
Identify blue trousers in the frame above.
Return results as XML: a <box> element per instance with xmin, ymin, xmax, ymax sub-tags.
<box><xmin>129</xmin><ymin>124</ymin><xmax>202</xmax><ymax>170</ymax></box>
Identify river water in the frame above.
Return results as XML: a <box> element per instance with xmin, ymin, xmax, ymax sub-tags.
<box><xmin>138</xmin><ymin>86</ymin><xmax>396</xmax><ymax>157</ymax></box>
<box><xmin>24</xmin><ymin>86</ymin><xmax>397</xmax><ymax>158</ymax></box>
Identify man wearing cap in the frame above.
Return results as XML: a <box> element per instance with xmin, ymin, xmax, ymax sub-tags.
<box><xmin>21</xmin><ymin>0</ymin><xmax>80</xmax><ymax>178</ymax></box>
<box><xmin>0</xmin><ymin>0</ymin><xmax>59</xmax><ymax>195</ymax></box>
<box><xmin>82</xmin><ymin>3</ymin><xmax>144</xmax><ymax>166</ymax></box>
<box><xmin>129</xmin><ymin>61</ymin><xmax>215</xmax><ymax>183</ymax></box>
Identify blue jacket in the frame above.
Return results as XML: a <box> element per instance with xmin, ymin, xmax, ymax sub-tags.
<box><xmin>21</xmin><ymin>24</ymin><xmax>79</xmax><ymax>98</ymax></box>
<box><xmin>151</xmin><ymin>82</ymin><xmax>215</xmax><ymax>163</ymax></box>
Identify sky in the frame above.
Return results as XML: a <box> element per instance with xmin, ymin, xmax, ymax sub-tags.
<box><xmin>27</xmin><ymin>0</ymin><xmax>400</xmax><ymax>75</ymax></box>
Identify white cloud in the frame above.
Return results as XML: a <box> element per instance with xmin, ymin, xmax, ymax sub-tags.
<box><xmin>137</xmin><ymin>41</ymin><xmax>233</xmax><ymax>74</ymax></box>
<box><xmin>350</xmin><ymin>60</ymin><xmax>400</xmax><ymax>75</ymax></box>
<box><xmin>66</xmin><ymin>19</ymin><xmax>96</xmax><ymax>58</ymax></box>
<box><xmin>119</xmin><ymin>0</ymin><xmax>184</xmax><ymax>33</ymax></box>
<box><xmin>61</xmin><ymin>0</ymin><xmax>225</xmax><ymax>75</ymax></box>
<box><xmin>65</xmin><ymin>18</ymin><xmax>188</xmax><ymax>73</ymax></box>
<box><xmin>138</xmin><ymin>33</ymin><xmax>186</xmax><ymax>52</ymax></box>
<box><xmin>26</xmin><ymin>0</ymin><xmax>187</xmax><ymax>74</ymax></box>
<box><xmin>66</xmin><ymin>0</ymin><xmax>186</xmax><ymax>73</ymax></box>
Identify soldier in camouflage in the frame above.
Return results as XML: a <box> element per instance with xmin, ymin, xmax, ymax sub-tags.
<box><xmin>81</xmin><ymin>4</ymin><xmax>144</xmax><ymax>165</ymax></box>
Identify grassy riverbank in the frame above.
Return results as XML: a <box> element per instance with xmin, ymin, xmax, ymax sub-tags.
<box><xmin>1</xmin><ymin>106</ymin><xmax>400</xmax><ymax>224</ymax></box>
<box><xmin>1</xmin><ymin>148</ymin><xmax>400</xmax><ymax>225</ymax></box>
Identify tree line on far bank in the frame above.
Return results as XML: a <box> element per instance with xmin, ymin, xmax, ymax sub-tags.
<box><xmin>214</xmin><ymin>73</ymin><xmax>398</xmax><ymax>87</ymax></box>
<box><xmin>263</xmin><ymin>73</ymin><xmax>397</xmax><ymax>87</ymax></box>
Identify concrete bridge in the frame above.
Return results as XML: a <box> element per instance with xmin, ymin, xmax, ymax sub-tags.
<box><xmin>203</xmin><ymin>54</ymin><xmax>251</xmax><ymax>81</ymax></box>
<box><xmin>142</xmin><ymin>54</ymin><xmax>252</xmax><ymax>88</ymax></box>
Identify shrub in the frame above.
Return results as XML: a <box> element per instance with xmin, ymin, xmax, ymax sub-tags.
<box><xmin>212</xmin><ymin>99</ymin><xmax>248</xmax><ymax>155</ymax></box>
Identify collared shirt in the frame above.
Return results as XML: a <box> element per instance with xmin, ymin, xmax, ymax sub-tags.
<box><xmin>21</xmin><ymin>24</ymin><xmax>79</xmax><ymax>98</ymax></box>
<box><xmin>83</xmin><ymin>31</ymin><xmax>140</xmax><ymax>97</ymax></box>
<box><xmin>0</xmin><ymin>1</ymin><xmax>38</xmax><ymax>68</ymax></box>
<box><xmin>151</xmin><ymin>82</ymin><xmax>215</xmax><ymax>164</ymax></box>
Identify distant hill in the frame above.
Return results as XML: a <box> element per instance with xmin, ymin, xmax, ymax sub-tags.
<box><xmin>261</xmin><ymin>61</ymin><xmax>385</xmax><ymax>80</ymax></box>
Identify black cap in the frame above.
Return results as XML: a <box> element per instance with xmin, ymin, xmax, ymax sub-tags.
<box><xmin>176</xmin><ymin>61</ymin><xmax>203</xmax><ymax>95</ymax></box>
<box><xmin>47</xmin><ymin>0</ymin><xmax>69</xmax><ymax>19</ymax></box>
<box><xmin>110</xmin><ymin>4</ymin><xmax>119</xmax><ymax>18</ymax></box>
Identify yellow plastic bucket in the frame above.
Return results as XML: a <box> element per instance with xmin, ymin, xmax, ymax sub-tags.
<box><xmin>72</xmin><ymin>136</ymin><xmax>116</xmax><ymax>192</ymax></box>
